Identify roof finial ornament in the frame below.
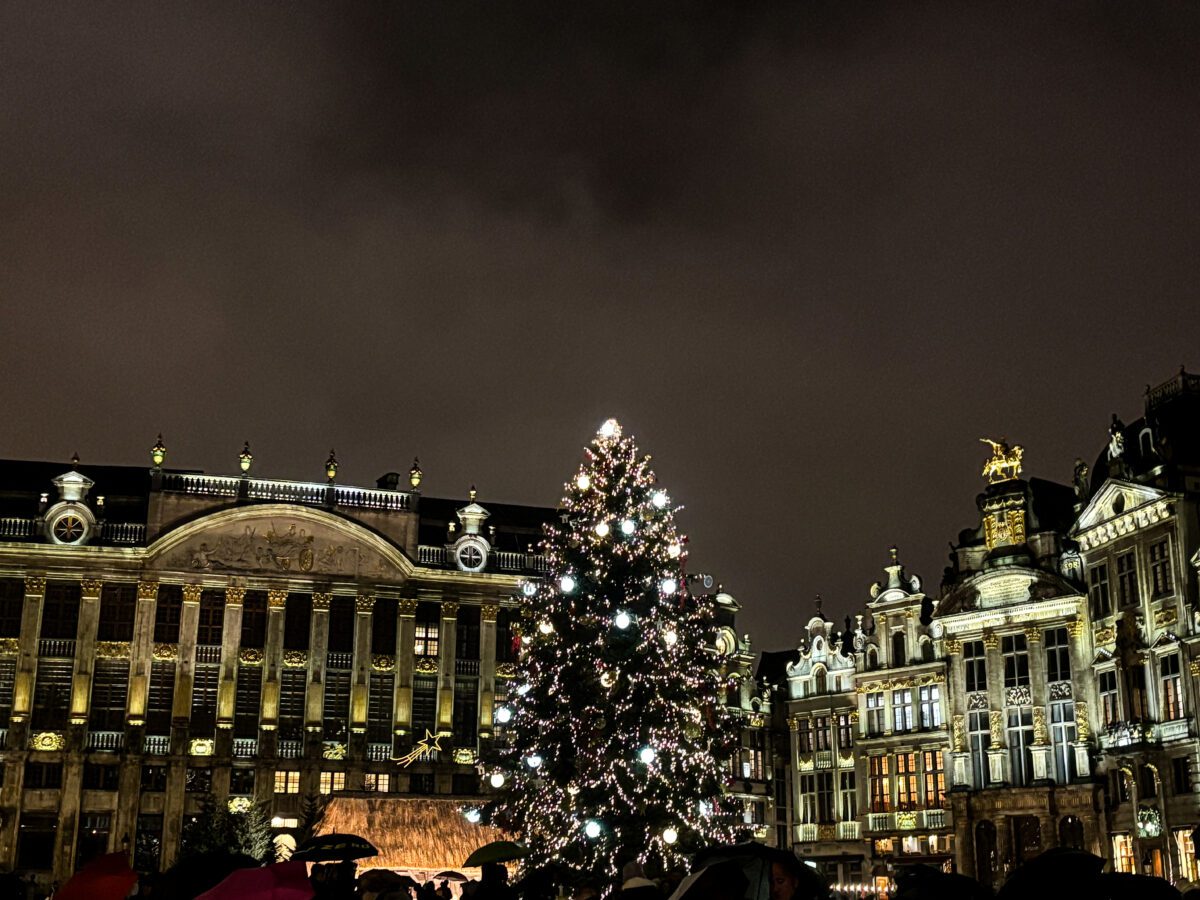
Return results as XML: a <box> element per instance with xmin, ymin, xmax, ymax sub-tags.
<box><xmin>151</xmin><ymin>434</ymin><xmax>166</xmax><ymax>468</ymax></box>
<box><xmin>981</xmin><ymin>438</ymin><xmax>1023</xmax><ymax>483</ymax></box>
<box><xmin>325</xmin><ymin>449</ymin><xmax>339</xmax><ymax>483</ymax></box>
<box><xmin>889</xmin><ymin>545</ymin><xmax>899</xmax><ymax>564</ymax></box>
<box><xmin>815</xmin><ymin>594</ymin><xmax>823</xmax><ymax>617</ymax></box>
<box><xmin>239</xmin><ymin>441</ymin><xmax>253</xmax><ymax>474</ymax></box>
<box><xmin>409</xmin><ymin>457</ymin><xmax>423</xmax><ymax>489</ymax></box>
<box><xmin>468</xmin><ymin>484</ymin><xmax>477</xmax><ymax>502</ymax></box>
<box><xmin>70</xmin><ymin>452</ymin><xmax>80</xmax><ymax>467</ymax></box>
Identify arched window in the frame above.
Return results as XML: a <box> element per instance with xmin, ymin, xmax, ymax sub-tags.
<box><xmin>921</xmin><ymin>637</ymin><xmax>935</xmax><ymax>662</ymax></box>
<box><xmin>814</xmin><ymin>667</ymin><xmax>827</xmax><ymax>695</ymax></box>
<box><xmin>1058</xmin><ymin>815</ymin><xmax>1084</xmax><ymax>850</ymax></box>
<box><xmin>892</xmin><ymin>631</ymin><xmax>907</xmax><ymax>667</ymax></box>
<box><xmin>867</xmin><ymin>647</ymin><xmax>879</xmax><ymax>671</ymax></box>
<box><xmin>975</xmin><ymin>820</ymin><xmax>997</xmax><ymax>888</ymax></box>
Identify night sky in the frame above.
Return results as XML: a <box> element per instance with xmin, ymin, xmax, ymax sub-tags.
<box><xmin>2</xmin><ymin>2</ymin><xmax>1198</xmax><ymax>650</ymax></box>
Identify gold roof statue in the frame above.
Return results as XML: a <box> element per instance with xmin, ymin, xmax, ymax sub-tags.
<box><xmin>980</xmin><ymin>438</ymin><xmax>1023</xmax><ymax>484</ymax></box>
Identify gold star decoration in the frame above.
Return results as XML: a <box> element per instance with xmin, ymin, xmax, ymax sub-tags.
<box><xmin>394</xmin><ymin>729</ymin><xmax>444</xmax><ymax>767</ymax></box>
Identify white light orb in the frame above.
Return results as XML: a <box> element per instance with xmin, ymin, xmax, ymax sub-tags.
<box><xmin>599</xmin><ymin>671</ymin><xmax>616</xmax><ymax>688</ymax></box>
<box><xmin>495</xmin><ymin>706</ymin><xmax>512</xmax><ymax>724</ymax></box>
<box><xmin>594</xmin><ymin>521</ymin><xmax>610</xmax><ymax>537</ymax></box>
<box><xmin>538</xmin><ymin>620</ymin><xmax>554</xmax><ymax>635</ymax></box>
<box><xmin>638</xmin><ymin>746</ymin><xmax>656</xmax><ymax>764</ymax></box>
<box><xmin>489</xmin><ymin>772</ymin><xmax>506</xmax><ymax>788</ymax></box>
<box><xmin>662</xmin><ymin>827</ymin><xmax>678</xmax><ymax>845</ymax></box>
<box><xmin>584</xmin><ymin>819</ymin><xmax>602</xmax><ymax>839</ymax></box>
<box><xmin>559</xmin><ymin>575</ymin><xmax>576</xmax><ymax>593</ymax></box>
<box><xmin>520</xmin><ymin>635</ymin><xmax>531</xmax><ymax>645</ymax></box>
<box><xmin>660</xmin><ymin>578</ymin><xmax>677</xmax><ymax>596</ymax></box>
<box><xmin>599</xmin><ymin>419</ymin><xmax>621</xmax><ymax>439</ymax></box>
<box><xmin>464</xmin><ymin>808</ymin><xmax>482</xmax><ymax>824</ymax></box>
<box><xmin>576</xmin><ymin>473</ymin><xmax>591</xmax><ymax>490</ymax></box>
<box><xmin>652</xmin><ymin>490</ymin><xmax>669</xmax><ymax>509</ymax></box>
<box><xmin>526</xmin><ymin>754</ymin><xmax>543</xmax><ymax>769</ymax></box>
<box><xmin>516</xmin><ymin>683</ymin><xmax>531</xmax><ymax>696</ymax></box>
<box><xmin>620</xmin><ymin>519</ymin><xmax>635</xmax><ymax>535</ymax></box>
<box><xmin>522</xmin><ymin>581</ymin><xmax>537</xmax><ymax>597</ymax></box>
<box><xmin>663</xmin><ymin>629</ymin><xmax>678</xmax><ymax>647</ymax></box>
<box><xmin>667</xmin><ymin>543</ymin><xmax>682</xmax><ymax>558</ymax></box>
<box><xmin>614</xmin><ymin>611</ymin><xmax>632</xmax><ymax>630</ymax></box>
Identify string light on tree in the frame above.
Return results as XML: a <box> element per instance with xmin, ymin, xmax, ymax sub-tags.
<box><xmin>464</xmin><ymin>808</ymin><xmax>482</xmax><ymax>824</ymax></box>
<box><xmin>476</xmin><ymin>417</ymin><xmax>738</xmax><ymax>882</ymax></box>
<box><xmin>489</xmin><ymin>772</ymin><xmax>506</xmax><ymax>788</ymax></box>
<box><xmin>495</xmin><ymin>707</ymin><xmax>513</xmax><ymax>724</ymax></box>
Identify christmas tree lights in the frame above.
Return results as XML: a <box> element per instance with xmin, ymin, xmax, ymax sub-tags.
<box><xmin>477</xmin><ymin>419</ymin><xmax>739</xmax><ymax>882</ymax></box>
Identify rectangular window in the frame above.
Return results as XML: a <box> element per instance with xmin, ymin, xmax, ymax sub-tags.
<box><xmin>1007</xmin><ymin>707</ymin><xmax>1034</xmax><ymax>787</ymax></box>
<box><xmin>82</xmin><ymin>763</ymin><xmax>120</xmax><ymax>791</ymax></box>
<box><xmin>1089</xmin><ymin>565</ymin><xmax>1112</xmax><ymax>619</ymax></box>
<box><xmin>411</xmin><ymin>677</ymin><xmax>437</xmax><ymax>736</ymax></box>
<box><xmin>141</xmin><ymin>765</ymin><xmax>167</xmax><ymax>792</ymax></box>
<box><xmin>240</xmin><ymin>591</ymin><xmax>268</xmax><ymax>648</ymax></box>
<box><xmin>1150</xmin><ymin>540</ymin><xmax>1173</xmax><ymax>597</ymax></box>
<box><xmin>918</xmin><ymin>685</ymin><xmax>942</xmax><ymax>729</ymax></box>
<box><xmin>414</xmin><ymin>621</ymin><xmax>439</xmax><ymax>658</ymax></box>
<box><xmin>275</xmin><ymin>770</ymin><xmax>300</xmax><ymax>793</ymax></box>
<box><xmin>813</xmin><ymin>716</ymin><xmax>832</xmax><ymax>752</ymax></box>
<box><xmin>1050</xmin><ymin>700</ymin><xmax>1076</xmax><ymax>784</ymax></box>
<box><xmin>1099</xmin><ymin>669</ymin><xmax>1120</xmax><ymax>727</ymax></box>
<box><xmin>1173</xmin><ymin>757</ymin><xmax>1192</xmax><ymax>796</ymax></box>
<box><xmin>1045</xmin><ymin>627</ymin><xmax>1071</xmax><ymax>683</ymax></box>
<box><xmin>816</xmin><ymin>772</ymin><xmax>835</xmax><ymax>824</ymax></box>
<box><xmin>1112</xmin><ymin>834</ymin><xmax>1135</xmax><ymax>874</ymax></box>
<box><xmin>186</xmin><ymin>768</ymin><xmax>211</xmax><ymax>793</ymax></box>
<box><xmin>368</xmin><ymin>672</ymin><xmax>395</xmax><ymax>743</ymax></box>
<box><xmin>892</xmin><ymin>689</ymin><xmax>914</xmax><ymax>733</ymax></box>
<box><xmin>797</xmin><ymin>718</ymin><xmax>812</xmax><ymax>754</ymax></box>
<box><xmin>25</xmin><ymin>761</ymin><xmax>63</xmax><ymax>789</ymax></box>
<box><xmin>322</xmin><ymin>670</ymin><xmax>352</xmax><ymax>741</ymax></box>
<box><xmin>283</xmin><ymin>593</ymin><xmax>311</xmax><ymax>650</ymax></box>
<box><xmin>230</xmin><ymin>768</ymin><xmax>255</xmax><ymax>795</ymax></box>
<box><xmin>453</xmin><ymin>773</ymin><xmax>478</xmax><ymax>795</ymax></box>
<box><xmin>319</xmin><ymin>771</ymin><xmax>346</xmax><ymax>794</ymax></box>
<box><xmin>837</xmin><ymin>713</ymin><xmax>854</xmax><ymax>750</ymax></box>
<box><xmin>32</xmin><ymin>659</ymin><xmax>72</xmax><ymax>729</ymax></box>
<box><xmin>364</xmin><ymin>773</ymin><xmax>391</xmax><ymax>793</ymax></box>
<box><xmin>408</xmin><ymin>773</ymin><xmax>434</xmax><ymax>794</ymax></box>
<box><xmin>189</xmin><ymin>665</ymin><xmax>219</xmax><ymax>737</ymax></box>
<box><xmin>453</xmin><ymin>681</ymin><xmax>479</xmax><ymax>748</ymax></box>
<box><xmin>895</xmin><ymin>752</ymin><xmax>918</xmax><ymax>810</ymax></box>
<box><xmin>0</xmin><ymin>657</ymin><xmax>17</xmax><ymax>728</ymax></box>
<box><xmin>146</xmin><ymin>662</ymin><xmax>175</xmax><ymax>734</ymax></box>
<box><xmin>869</xmin><ymin>756</ymin><xmax>890</xmax><ymax>813</ymax></box>
<box><xmin>153</xmin><ymin>585</ymin><xmax>182</xmax><ymax>644</ymax></box>
<box><xmin>1117</xmin><ymin>552</ymin><xmax>1139</xmax><ymax>608</ymax></box>
<box><xmin>1002</xmin><ymin>634</ymin><xmax>1029</xmax><ymax>687</ymax></box>
<box><xmin>963</xmin><ymin>640</ymin><xmax>987</xmax><ymax>693</ymax></box>
<box><xmin>278</xmin><ymin>669</ymin><xmax>307</xmax><ymax>740</ymax></box>
<box><xmin>0</xmin><ymin>577</ymin><xmax>23</xmax><ymax>637</ymax></box>
<box><xmin>797</xmin><ymin>773</ymin><xmax>816</xmax><ymax>824</ymax></box>
<box><xmin>456</xmin><ymin>605</ymin><xmax>481</xmax><ymax>660</ymax></box>
<box><xmin>1161</xmin><ymin>654</ymin><xmax>1184</xmax><ymax>721</ymax></box>
<box><xmin>1130</xmin><ymin>664</ymin><xmax>1149</xmax><ymax>721</ymax></box>
<box><xmin>866</xmin><ymin>692</ymin><xmax>885</xmax><ymax>736</ymax></box>
<box><xmin>742</xmin><ymin>730</ymin><xmax>766</xmax><ymax>781</ymax></box>
<box><xmin>196</xmin><ymin>590</ymin><xmax>224</xmax><ymax>646</ymax></box>
<box><xmin>327</xmin><ymin>596</ymin><xmax>355</xmax><ymax>653</ymax></box>
<box><xmin>234</xmin><ymin>665</ymin><xmax>262</xmax><ymax>739</ymax></box>
<box><xmin>97</xmin><ymin>583</ymin><xmax>137</xmax><ymax>641</ymax></box>
<box><xmin>923</xmin><ymin>750</ymin><xmax>945</xmax><ymax>808</ymax></box>
<box><xmin>371</xmin><ymin>598</ymin><xmax>398</xmax><ymax>655</ymax></box>
<box><xmin>88</xmin><ymin>659</ymin><xmax>129</xmax><ymax>732</ymax></box>
<box><xmin>839</xmin><ymin>771</ymin><xmax>857</xmax><ymax>821</ymax></box>
<box><xmin>40</xmin><ymin>581</ymin><xmax>81</xmax><ymax>639</ymax></box>
<box><xmin>969</xmin><ymin>710</ymin><xmax>990</xmax><ymax>789</ymax></box>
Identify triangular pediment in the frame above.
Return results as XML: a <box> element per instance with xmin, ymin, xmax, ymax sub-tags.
<box><xmin>1073</xmin><ymin>479</ymin><xmax>1171</xmax><ymax>535</ymax></box>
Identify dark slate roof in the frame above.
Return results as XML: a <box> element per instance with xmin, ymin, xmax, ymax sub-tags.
<box><xmin>755</xmin><ymin>648</ymin><xmax>799</xmax><ymax>686</ymax></box>
<box><xmin>0</xmin><ymin>459</ymin><xmax>166</xmax><ymax>521</ymax></box>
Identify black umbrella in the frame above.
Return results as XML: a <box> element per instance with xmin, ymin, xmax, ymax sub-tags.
<box><xmin>690</xmin><ymin>842</ymin><xmax>828</xmax><ymax>900</ymax></box>
<box><xmin>894</xmin><ymin>864</ymin><xmax>989</xmax><ymax>900</ymax></box>
<box><xmin>464</xmin><ymin>840</ymin><xmax>530</xmax><ymax>867</ymax></box>
<box><xmin>292</xmin><ymin>832</ymin><xmax>379</xmax><ymax>862</ymax></box>
<box><xmin>1098</xmin><ymin>872</ymin><xmax>1180</xmax><ymax>900</ymax></box>
<box><xmin>669</xmin><ymin>860</ymin><xmax>750</xmax><ymax>900</ymax></box>
<box><xmin>154</xmin><ymin>851</ymin><xmax>259</xmax><ymax>900</ymax></box>
<box><xmin>998</xmin><ymin>847</ymin><xmax>1105</xmax><ymax>900</ymax></box>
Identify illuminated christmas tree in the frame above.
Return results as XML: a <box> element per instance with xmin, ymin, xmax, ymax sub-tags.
<box><xmin>478</xmin><ymin>419</ymin><xmax>738</xmax><ymax>881</ymax></box>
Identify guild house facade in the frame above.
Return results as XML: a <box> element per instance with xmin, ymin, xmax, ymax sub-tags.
<box><xmin>763</xmin><ymin>369</ymin><xmax>1200</xmax><ymax>890</ymax></box>
<box><xmin>0</xmin><ymin>445</ymin><xmax>556</xmax><ymax>881</ymax></box>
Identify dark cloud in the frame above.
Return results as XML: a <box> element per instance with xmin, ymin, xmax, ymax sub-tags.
<box><xmin>1</xmin><ymin>1</ymin><xmax>1198</xmax><ymax>647</ymax></box>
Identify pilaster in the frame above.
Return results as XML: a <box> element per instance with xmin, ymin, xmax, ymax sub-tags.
<box><xmin>303</xmin><ymin>592</ymin><xmax>331</xmax><ymax>794</ymax></box>
<box><xmin>479</xmin><ymin>602</ymin><xmax>499</xmax><ymax>737</ymax></box>
<box><xmin>350</xmin><ymin>593</ymin><xmax>375</xmax><ymax>745</ymax></box>
<box><xmin>171</xmin><ymin>585</ymin><xmax>203</xmax><ymax>748</ymax></box>
<box><xmin>395</xmin><ymin>598</ymin><xmax>417</xmax><ymax>737</ymax></box>
<box><xmin>215</xmin><ymin>585</ymin><xmax>244</xmax><ymax>757</ymax></box>
<box><xmin>127</xmin><ymin>581</ymin><xmax>159</xmax><ymax>727</ymax></box>
<box><xmin>259</xmin><ymin>588</ymin><xmax>287</xmax><ymax>739</ymax></box>
<box><xmin>437</xmin><ymin>601</ymin><xmax>459</xmax><ymax>734</ymax></box>
<box><xmin>11</xmin><ymin>575</ymin><xmax>46</xmax><ymax>732</ymax></box>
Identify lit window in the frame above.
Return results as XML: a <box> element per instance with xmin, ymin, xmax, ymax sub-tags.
<box><xmin>319</xmin><ymin>771</ymin><xmax>346</xmax><ymax>795</ymax></box>
<box><xmin>364</xmin><ymin>773</ymin><xmax>391</xmax><ymax>793</ymax></box>
<box><xmin>866</xmin><ymin>693</ymin><xmax>885</xmax><ymax>736</ymax></box>
<box><xmin>274</xmin><ymin>770</ymin><xmax>300</xmax><ymax>794</ymax></box>
<box><xmin>922</xmin><ymin>750</ymin><xmax>944</xmax><ymax>807</ymax></box>
<box><xmin>1112</xmin><ymin>833</ymin><xmax>1135</xmax><ymax>873</ymax></box>
<box><xmin>892</xmin><ymin>689</ymin><xmax>914</xmax><ymax>733</ymax></box>
<box><xmin>415</xmin><ymin>621</ymin><xmax>440</xmax><ymax>657</ymax></box>
<box><xmin>1161</xmin><ymin>654</ymin><xmax>1184</xmax><ymax>721</ymax></box>
<box><xmin>895</xmin><ymin>753</ymin><xmax>918</xmax><ymax>810</ymax></box>
<box><xmin>1099</xmin><ymin>670</ymin><xmax>1120</xmax><ymax>727</ymax></box>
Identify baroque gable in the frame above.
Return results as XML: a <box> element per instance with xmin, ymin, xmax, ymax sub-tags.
<box><xmin>146</xmin><ymin>504</ymin><xmax>413</xmax><ymax>582</ymax></box>
<box><xmin>1072</xmin><ymin>479</ymin><xmax>1175</xmax><ymax>550</ymax></box>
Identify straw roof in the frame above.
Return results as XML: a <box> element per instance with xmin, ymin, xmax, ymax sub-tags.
<box><xmin>318</xmin><ymin>797</ymin><xmax>507</xmax><ymax>871</ymax></box>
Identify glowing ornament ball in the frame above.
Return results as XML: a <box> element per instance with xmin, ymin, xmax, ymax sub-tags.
<box><xmin>662</xmin><ymin>827</ymin><xmax>679</xmax><ymax>845</ymax></box>
<box><xmin>638</xmin><ymin>746</ymin><xmax>656</xmax><ymax>764</ymax></box>
<box><xmin>584</xmin><ymin>819</ymin><xmax>603</xmax><ymax>839</ymax></box>
<box><xmin>489</xmin><ymin>772</ymin><xmax>506</xmax><ymax>788</ymax></box>
<box><xmin>620</xmin><ymin>519</ymin><xmax>636</xmax><ymax>535</ymax></box>
<box><xmin>614</xmin><ymin>611</ymin><xmax>632</xmax><ymax>630</ymax></box>
<box><xmin>577</xmin><ymin>473</ymin><xmax>591</xmax><ymax>490</ymax></box>
<box><xmin>594</xmin><ymin>521</ymin><xmax>610</xmax><ymax>537</ymax></box>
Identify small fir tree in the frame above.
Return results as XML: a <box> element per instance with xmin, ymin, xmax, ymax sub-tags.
<box><xmin>480</xmin><ymin>419</ymin><xmax>739</xmax><ymax>881</ymax></box>
<box><xmin>179</xmin><ymin>795</ymin><xmax>276</xmax><ymax>863</ymax></box>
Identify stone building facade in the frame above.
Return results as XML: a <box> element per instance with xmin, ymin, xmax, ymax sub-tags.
<box><xmin>0</xmin><ymin>451</ymin><xmax>553</xmax><ymax>882</ymax></box>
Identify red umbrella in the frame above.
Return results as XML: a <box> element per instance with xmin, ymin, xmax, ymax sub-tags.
<box><xmin>54</xmin><ymin>852</ymin><xmax>137</xmax><ymax>900</ymax></box>
<box><xmin>196</xmin><ymin>860</ymin><xmax>314</xmax><ymax>900</ymax></box>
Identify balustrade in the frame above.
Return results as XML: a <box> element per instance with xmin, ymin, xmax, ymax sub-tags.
<box><xmin>367</xmin><ymin>743</ymin><xmax>391</xmax><ymax>762</ymax></box>
<box><xmin>143</xmin><ymin>735</ymin><xmax>170</xmax><ymax>755</ymax></box>
<box><xmin>233</xmin><ymin>738</ymin><xmax>258</xmax><ymax>757</ymax></box>
<box><xmin>87</xmin><ymin>731</ymin><xmax>124</xmax><ymax>752</ymax></box>
<box><xmin>39</xmin><ymin>638</ymin><xmax>76</xmax><ymax>658</ymax></box>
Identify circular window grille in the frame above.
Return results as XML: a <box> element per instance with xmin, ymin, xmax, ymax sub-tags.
<box><xmin>51</xmin><ymin>513</ymin><xmax>86</xmax><ymax>544</ymax></box>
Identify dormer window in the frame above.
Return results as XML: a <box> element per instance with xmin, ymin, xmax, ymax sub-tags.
<box><xmin>891</xmin><ymin>632</ymin><xmax>907</xmax><ymax>667</ymax></box>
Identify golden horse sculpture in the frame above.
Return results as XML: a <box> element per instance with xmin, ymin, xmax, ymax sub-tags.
<box><xmin>981</xmin><ymin>438</ymin><xmax>1023</xmax><ymax>483</ymax></box>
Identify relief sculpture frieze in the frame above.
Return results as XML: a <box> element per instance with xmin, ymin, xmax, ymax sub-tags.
<box><xmin>160</xmin><ymin>519</ymin><xmax>400</xmax><ymax>579</ymax></box>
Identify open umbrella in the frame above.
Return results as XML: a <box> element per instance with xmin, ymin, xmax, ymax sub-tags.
<box><xmin>435</xmin><ymin>871</ymin><xmax>469</xmax><ymax>882</ymax></box>
<box><xmin>1098</xmin><ymin>872</ymin><xmax>1180</xmax><ymax>900</ymax></box>
<box><xmin>894</xmin><ymin>864</ymin><xmax>988</xmax><ymax>900</ymax></box>
<box><xmin>668</xmin><ymin>860</ymin><xmax>750</xmax><ymax>900</ymax></box>
<box><xmin>998</xmin><ymin>847</ymin><xmax>1106</xmax><ymax>900</ymax></box>
<box><xmin>196</xmin><ymin>861</ymin><xmax>314</xmax><ymax>900</ymax></box>
<box><xmin>690</xmin><ymin>842</ymin><xmax>828</xmax><ymax>900</ymax></box>
<box><xmin>292</xmin><ymin>833</ymin><xmax>379</xmax><ymax>862</ymax></box>
<box><xmin>464</xmin><ymin>840</ymin><xmax>530</xmax><ymax>867</ymax></box>
<box><xmin>156</xmin><ymin>851</ymin><xmax>260</xmax><ymax>900</ymax></box>
<box><xmin>53</xmin><ymin>852</ymin><xmax>138</xmax><ymax>900</ymax></box>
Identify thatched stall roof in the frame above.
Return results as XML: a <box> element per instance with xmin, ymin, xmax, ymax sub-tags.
<box><xmin>318</xmin><ymin>797</ymin><xmax>507</xmax><ymax>872</ymax></box>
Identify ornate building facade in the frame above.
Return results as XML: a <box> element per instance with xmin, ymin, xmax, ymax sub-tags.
<box><xmin>763</xmin><ymin>369</ymin><xmax>1200</xmax><ymax>889</ymax></box>
<box><xmin>0</xmin><ymin>449</ymin><xmax>553</xmax><ymax>881</ymax></box>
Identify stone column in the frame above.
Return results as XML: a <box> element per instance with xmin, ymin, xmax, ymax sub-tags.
<box><xmin>10</xmin><ymin>575</ymin><xmax>46</xmax><ymax>736</ymax></box>
<box><xmin>115</xmin><ymin>581</ymin><xmax>157</xmax><ymax>862</ymax></box>
<box><xmin>303</xmin><ymin>592</ymin><xmax>331</xmax><ymax>795</ymax></box>
<box><xmin>349</xmin><ymin>593</ymin><xmax>375</xmax><ymax>761</ymax></box>
<box><xmin>983</xmin><ymin>631</ymin><xmax>1007</xmax><ymax>784</ymax></box>
<box><xmin>259</xmin><ymin>589</ymin><xmax>287</xmax><ymax>736</ymax></box>
<box><xmin>216</xmin><ymin>586</ymin><xmax>245</xmax><ymax>733</ymax></box>
<box><xmin>52</xmin><ymin>577</ymin><xmax>104</xmax><ymax>880</ymax></box>
<box><xmin>0</xmin><ymin>576</ymin><xmax>46</xmax><ymax>869</ymax></box>
<box><xmin>437</xmin><ymin>601</ymin><xmax>459</xmax><ymax>734</ymax></box>
<box><xmin>478</xmin><ymin>602</ymin><xmax>499</xmax><ymax>738</ymax></box>
<box><xmin>395</xmin><ymin>599</ymin><xmax>417</xmax><ymax>740</ymax></box>
<box><xmin>162</xmin><ymin>584</ymin><xmax>202</xmax><ymax>869</ymax></box>
<box><xmin>1067</xmin><ymin>619</ymin><xmax>1093</xmax><ymax>778</ymax></box>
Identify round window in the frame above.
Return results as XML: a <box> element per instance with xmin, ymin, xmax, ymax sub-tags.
<box><xmin>51</xmin><ymin>512</ymin><xmax>87</xmax><ymax>544</ymax></box>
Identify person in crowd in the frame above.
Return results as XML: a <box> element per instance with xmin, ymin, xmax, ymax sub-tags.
<box><xmin>618</xmin><ymin>861</ymin><xmax>663</xmax><ymax>900</ymax></box>
<box><xmin>437</xmin><ymin>880</ymin><xmax>454</xmax><ymax>900</ymax></box>
<box><xmin>475</xmin><ymin>862</ymin><xmax>516</xmax><ymax>900</ymax></box>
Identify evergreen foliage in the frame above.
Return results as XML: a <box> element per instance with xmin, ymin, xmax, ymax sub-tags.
<box><xmin>179</xmin><ymin>794</ymin><xmax>276</xmax><ymax>864</ymax></box>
